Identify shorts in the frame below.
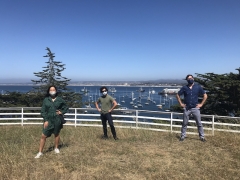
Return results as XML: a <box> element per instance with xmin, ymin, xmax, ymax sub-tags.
<box><xmin>42</xmin><ymin>124</ymin><xmax>62</xmax><ymax>137</ymax></box>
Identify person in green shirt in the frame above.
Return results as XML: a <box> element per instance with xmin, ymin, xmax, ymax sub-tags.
<box><xmin>95</xmin><ymin>86</ymin><xmax>118</xmax><ymax>140</ymax></box>
<box><xmin>35</xmin><ymin>85</ymin><xmax>69</xmax><ymax>158</ymax></box>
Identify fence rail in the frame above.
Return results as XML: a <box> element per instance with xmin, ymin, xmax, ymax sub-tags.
<box><xmin>0</xmin><ymin>107</ymin><xmax>240</xmax><ymax>136</ymax></box>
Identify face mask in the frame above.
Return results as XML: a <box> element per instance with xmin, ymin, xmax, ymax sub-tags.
<box><xmin>49</xmin><ymin>91</ymin><xmax>56</xmax><ymax>96</ymax></box>
<box><xmin>187</xmin><ymin>79</ymin><xmax>194</xmax><ymax>84</ymax></box>
<box><xmin>102</xmin><ymin>91</ymin><xmax>107</xmax><ymax>96</ymax></box>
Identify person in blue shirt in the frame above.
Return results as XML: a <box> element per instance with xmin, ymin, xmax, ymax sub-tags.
<box><xmin>176</xmin><ymin>74</ymin><xmax>207</xmax><ymax>142</ymax></box>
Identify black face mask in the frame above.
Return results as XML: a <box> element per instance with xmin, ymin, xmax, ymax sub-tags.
<box><xmin>187</xmin><ymin>79</ymin><xmax>194</xmax><ymax>84</ymax></box>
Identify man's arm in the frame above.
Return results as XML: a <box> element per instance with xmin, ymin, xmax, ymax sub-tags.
<box><xmin>197</xmin><ymin>93</ymin><xmax>207</xmax><ymax>108</ymax></box>
<box><xmin>109</xmin><ymin>100</ymin><xmax>117</xmax><ymax>112</ymax></box>
<box><xmin>95</xmin><ymin>101</ymin><xmax>101</xmax><ymax>112</ymax></box>
<box><xmin>176</xmin><ymin>94</ymin><xmax>185</xmax><ymax>108</ymax></box>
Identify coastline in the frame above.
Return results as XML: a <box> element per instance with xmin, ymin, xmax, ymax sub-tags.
<box><xmin>0</xmin><ymin>84</ymin><xmax>182</xmax><ymax>88</ymax></box>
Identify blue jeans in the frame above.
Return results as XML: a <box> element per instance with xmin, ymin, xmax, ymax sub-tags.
<box><xmin>181</xmin><ymin>108</ymin><xmax>204</xmax><ymax>138</ymax></box>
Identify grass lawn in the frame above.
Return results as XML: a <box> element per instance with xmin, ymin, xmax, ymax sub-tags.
<box><xmin>0</xmin><ymin>126</ymin><xmax>239</xmax><ymax>180</ymax></box>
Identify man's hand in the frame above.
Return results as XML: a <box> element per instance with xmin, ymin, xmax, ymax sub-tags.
<box><xmin>97</xmin><ymin>108</ymin><xmax>101</xmax><ymax>112</ymax></box>
<box><xmin>196</xmin><ymin>104</ymin><xmax>203</xmax><ymax>108</ymax></box>
<box><xmin>180</xmin><ymin>103</ymin><xmax>186</xmax><ymax>108</ymax></box>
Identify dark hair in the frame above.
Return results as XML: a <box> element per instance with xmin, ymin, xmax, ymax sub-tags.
<box><xmin>46</xmin><ymin>85</ymin><xmax>58</xmax><ymax>97</ymax></box>
<box><xmin>185</xmin><ymin>74</ymin><xmax>193</xmax><ymax>80</ymax></box>
<box><xmin>100</xmin><ymin>86</ymin><xmax>108</xmax><ymax>92</ymax></box>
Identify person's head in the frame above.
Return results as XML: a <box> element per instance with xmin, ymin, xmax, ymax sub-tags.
<box><xmin>185</xmin><ymin>74</ymin><xmax>194</xmax><ymax>85</ymax></box>
<box><xmin>100</xmin><ymin>86</ymin><xmax>108</xmax><ymax>96</ymax></box>
<box><xmin>46</xmin><ymin>85</ymin><xmax>58</xmax><ymax>97</ymax></box>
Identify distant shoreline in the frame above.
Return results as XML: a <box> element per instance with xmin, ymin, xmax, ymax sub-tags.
<box><xmin>0</xmin><ymin>84</ymin><xmax>182</xmax><ymax>88</ymax></box>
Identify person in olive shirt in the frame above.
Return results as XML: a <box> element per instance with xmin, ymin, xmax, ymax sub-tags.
<box><xmin>176</xmin><ymin>74</ymin><xmax>207</xmax><ymax>142</ymax></box>
<box><xmin>95</xmin><ymin>86</ymin><xmax>118</xmax><ymax>140</ymax></box>
<box><xmin>35</xmin><ymin>85</ymin><xmax>69</xmax><ymax>158</ymax></box>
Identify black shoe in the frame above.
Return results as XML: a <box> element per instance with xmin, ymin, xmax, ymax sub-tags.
<box><xmin>102</xmin><ymin>135</ymin><xmax>108</xmax><ymax>139</ymax></box>
<box><xmin>200</xmin><ymin>137</ymin><xmax>206</xmax><ymax>142</ymax></box>
<box><xmin>179</xmin><ymin>136</ymin><xmax>185</xmax><ymax>141</ymax></box>
<box><xmin>113</xmin><ymin>136</ymin><xmax>119</xmax><ymax>140</ymax></box>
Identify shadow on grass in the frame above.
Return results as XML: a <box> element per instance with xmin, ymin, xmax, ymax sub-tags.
<box><xmin>45</xmin><ymin>140</ymin><xmax>69</xmax><ymax>153</ymax></box>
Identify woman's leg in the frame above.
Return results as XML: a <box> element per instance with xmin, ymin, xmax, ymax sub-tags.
<box><xmin>54</xmin><ymin>134</ymin><xmax>60</xmax><ymax>149</ymax></box>
<box><xmin>39</xmin><ymin>133</ymin><xmax>47</xmax><ymax>152</ymax></box>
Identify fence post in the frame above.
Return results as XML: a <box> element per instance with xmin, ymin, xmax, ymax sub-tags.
<box><xmin>75</xmin><ymin>108</ymin><xmax>77</xmax><ymax>127</ymax></box>
<box><xmin>170</xmin><ymin>112</ymin><xmax>173</xmax><ymax>133</ymax></box>
<box><xmin>21</xmin><ymin>108</ymin><xmax>24</xmax><ymax>126</ymax></box>
<box><xmin>212</xmin><ymin>115</ymin><xmax>214</xmax><ymax>136</ymax></box>
<box><xmin>136</xmin><ymin>110</ymin><xmax>138</xmax><ymax>129</ymax></box>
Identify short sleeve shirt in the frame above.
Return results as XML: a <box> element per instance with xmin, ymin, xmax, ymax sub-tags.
<box><xmin>178</xmin><ymin>83</ymin><xmax>206</xmax><ymax>109</ymax></box>
<box><xmin>97</xmin><ymin>95</ymin><xmax>115</xmax><ymax>114</ymax></box>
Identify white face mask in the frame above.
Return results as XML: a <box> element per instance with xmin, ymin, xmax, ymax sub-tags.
<box><xmin>49</xmin><ymin>91</ymin><xmax>56</xmax><ymax>96</ymax></box>
<box><xmin>102</xmin><ymin>91</ymin><xmax>107</xmax><ymax>96</ymax></box>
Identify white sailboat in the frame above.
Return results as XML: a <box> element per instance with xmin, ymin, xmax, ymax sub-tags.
<box><xmin>117</xmin><ymin>96</ymin><xmax>121</xmax><ymax>106</ymax></box>
<box><xmin>81</xmin><ymin>87</ymin><xmax>88</xmax><ymax>93</ymax></box>
<box><xmin>156</xmin><ymin>95</ymin><xmax>163</xmax><ymax>108</ymax></box>
<box><xmin>130</xmin><ymin>92</ymin><xmax>135</xmax><ymax>104</ymax></box>
<box><xmin>109</xmin><ymin>87</ymin><xmax>117</xmax><ymax>93</ymax></box>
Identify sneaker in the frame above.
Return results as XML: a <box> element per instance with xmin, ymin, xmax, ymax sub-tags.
<box><xmin>102</xmin><ymin>135</ymin><xmax>108</xmax><ymax>139</ymax></box>
<box><xmin>179</xmin><ymin>136</ymin><xmax>185</xmax><ymax>141</ymax></box>
<box><xmin>54</xmin><ymin>148</ymin><xmax>60</xmax><ymax>154</ymax></box>
<box><xmin>200</xmin><ymin>137</ymin><xmax>206</xmax><ymax>142</ymax></box>
<box><xmin>35</xmin><ymin>152</ymin><xmax>43</xmax><ymax>158</ymax></box>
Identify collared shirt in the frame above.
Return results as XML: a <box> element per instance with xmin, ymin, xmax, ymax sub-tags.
<box><xmin>178</xmin><ymin>83</ymin><xmax>206</xmax><ymax>109</ymax></box>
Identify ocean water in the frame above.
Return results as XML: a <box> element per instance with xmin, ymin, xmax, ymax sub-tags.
<box><xmin>0</xmin><ymin>85</ymin><xmax>179</xmax><ymax>111</ymax></box>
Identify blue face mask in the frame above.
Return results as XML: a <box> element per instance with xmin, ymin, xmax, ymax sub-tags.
<box><xmin>102</xmin><ymin>91</ymin><xmax>107</xmax><ymax>96</ymax></box>
<box><xmin>187</xmin><ymin>79</ymin><xmax>194</xmax><ymax>84</ymax></box>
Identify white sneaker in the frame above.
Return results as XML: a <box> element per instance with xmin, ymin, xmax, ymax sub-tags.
<box><xmin>54</xmin><ymin>148</ymin><xmax>60</xmax><ymax>154</ymax></box>
<box><xmin>35</xmin><ymin>152</ymin><xmax>43</xmax><ymax>158</ymax></box>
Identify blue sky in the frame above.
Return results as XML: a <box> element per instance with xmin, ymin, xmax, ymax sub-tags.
<box><xmin>0</xmin><ymin>0</ymin><xmax>240</xmax><ymax>83</ymax></box>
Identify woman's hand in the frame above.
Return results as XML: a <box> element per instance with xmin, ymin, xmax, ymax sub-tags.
<box><xmin>44</xmin><ymin>121</ymin><xmax>49</xmax><ymax>129</ymax></box>
<box><xmin>56</xmin><ymin>110</ymin><xmax>62</xmax><ymax>115</ymax></box>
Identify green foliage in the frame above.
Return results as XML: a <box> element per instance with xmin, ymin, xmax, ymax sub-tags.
<box><xmin>194</xmin><ymin>68</ymin><xmax>240</xmax><ymax>116</ymax></box>
<box><xmin>0</xmin><ymin>91</ymin><xmax>83</xmax><ymax>108</ymax></box>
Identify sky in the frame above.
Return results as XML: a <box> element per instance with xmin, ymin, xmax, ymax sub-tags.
<box><xmin>0</xmin><ymin>0</ymin><xmax>240</xmax><ymax>83</ymax></box>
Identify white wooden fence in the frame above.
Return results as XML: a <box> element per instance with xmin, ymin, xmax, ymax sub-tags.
<box><xmin>0</xmin><ymin>107</ymin><xmax>240</xmax><ymax>136</ymax></box>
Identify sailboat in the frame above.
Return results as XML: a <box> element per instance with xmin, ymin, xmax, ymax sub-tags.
<box><xmin>137</xmin><ymin>99</ymin><xmax>143</xmax><ymax>107</ymax></box>
<box><xmin>156</xmin><ymin>95</ymin><xmax>163</xmax><ymax>108</ymax></box>
<box><xmin>136</xmin><ymin>87</ymin><xmax>145</xmax><ymax>92</ymax></box>
<box><xmin>121</xmin><ymin>96</ymin><xmax>125</xmax><ymax>103</ymax></box>
<box><xmin>117</xmin><ymin>96</ymin><xmax>121</xmax><ymax>106</ymax></box>
<box><xmin>81</xmin><ymin>87</ymin><xmax>88</xmax><ymax>93</ymax></box>
<box><xmin>137</xmin><ymin>91</ymin><xmax>143</xmax><ymax>107</ymax></box>
<box><xmin>130</xmin><ymin>92</ymin><xmax>135</xmax><ymax>104</ymax></box>
<box><xmin>109</xmin><ymin>87</ymin><xmax>117</xmax><ymax>93</ymax></box>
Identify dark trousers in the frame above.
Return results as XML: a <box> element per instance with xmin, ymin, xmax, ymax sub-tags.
<box><xmin>100</xmin><ymin>113</ymin><xmax>116</xmax><ymax>137</ymax></box>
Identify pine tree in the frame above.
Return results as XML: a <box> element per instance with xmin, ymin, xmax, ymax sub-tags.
<box><xmin>32</xmin><ymin>47</ymin><xmax>70</xmax><ymax>92</ymax></box>
<box><xmin>30</xmin><ymin>47</ymin><xmax>83</xmax><ymax>108</ymax></box>
<box><xmin>195</xmin><ymin>68</ymin><xmax>240</xmax><ymax>116</ymax></box>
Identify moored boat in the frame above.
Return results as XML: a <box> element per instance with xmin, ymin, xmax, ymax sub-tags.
<box><xmin>158</xmin><ymin>88</ymin><xmax>180</xmax><ymax>95</ymax></box>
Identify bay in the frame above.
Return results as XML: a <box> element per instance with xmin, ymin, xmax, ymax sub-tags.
<box><xmin>0</xmin><ymin>85</ymin><xmax>180</xmax><ymax>111</ymax></box>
